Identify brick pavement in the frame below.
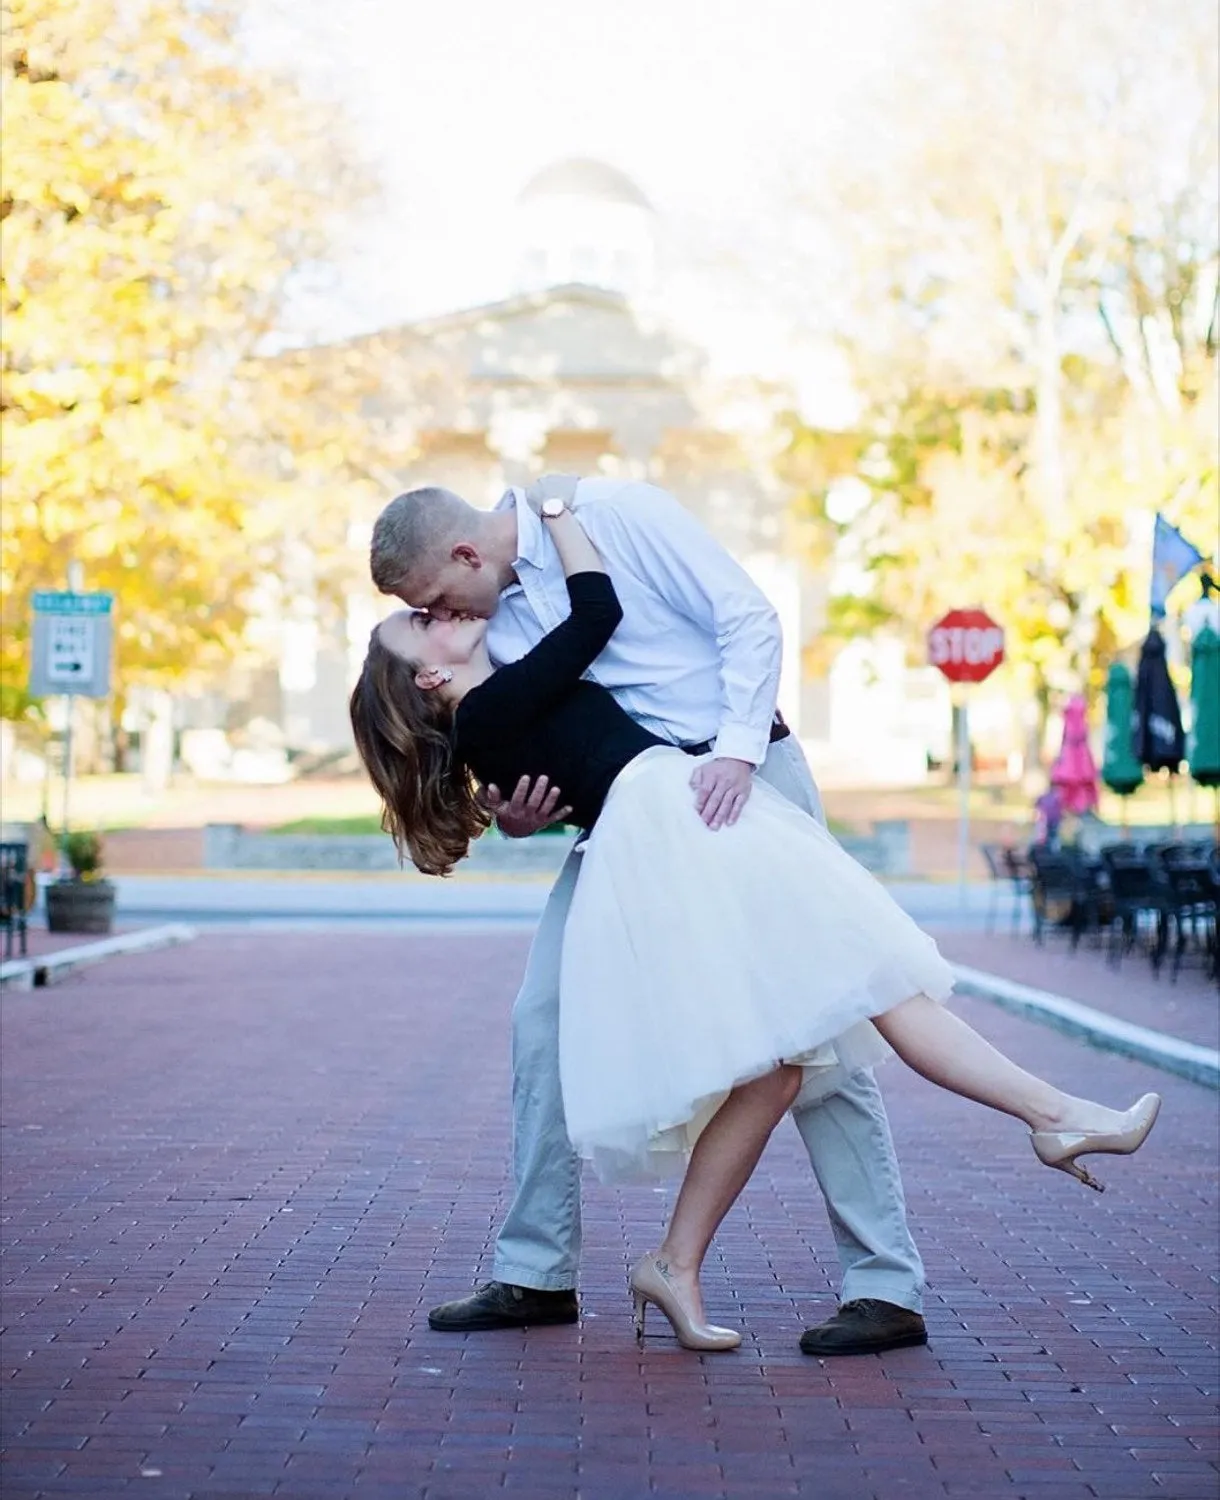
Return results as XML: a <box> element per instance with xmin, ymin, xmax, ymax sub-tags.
<box><xmin>2</xmin><ymin>933</ymin><xmax>1216</xmax><ymax>1500</ymax></box>
<box><xmin>936</xmin><ymin>930</ymin><xmax>1219</xmax><ymax>1050</ymax></box>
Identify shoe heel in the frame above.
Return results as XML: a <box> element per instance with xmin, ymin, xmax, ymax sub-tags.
<box><xmin>632</xmin><ymin>1289</ymin><xmax>647</xmax><ymax>1343</ymax></box>
<box><xmin>1058</xmin><ymin>1158</ymin><xmax>1104</xmax><ymax>1192</ymax></box>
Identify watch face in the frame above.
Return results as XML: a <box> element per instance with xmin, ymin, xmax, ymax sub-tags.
<box><xmin>542</xmin><ymin>498</ymin><xmax>565</xmax><ymax>517</ymax></box>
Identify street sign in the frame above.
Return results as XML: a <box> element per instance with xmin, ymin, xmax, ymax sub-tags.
<box><xmin>31</xmin><ymin>591</ymin><xmax>113</xmax><ymax>615</ymax></box>
<box><xmin>928</xmin><ymin>608</ymin><xmax>1005</xmax><ymax>684</ymax></box>
<box><xmin>927</xmin><ymin>607</ymin><xmax>1005</xmax><ymax>913</ymax></box>
<box><xmin>47</xmin><ymin>616</ymin><xmax>96</xmax><ymax>684</ymax></box>
<box><xmin>29</xmin><ymin>591</ymin><xmax>114</xmax><ymax>699</ymax></box>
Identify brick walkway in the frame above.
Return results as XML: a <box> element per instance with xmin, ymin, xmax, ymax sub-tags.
<box><xmin>2</xmin><ymin>934</ymin><xmax>1216</xmax><ymax>1500</ymax></box>
<box><xmin>937</xmin><ymin>930</ymin><xmax>1219</xmax><ymax>1050</ymax></box>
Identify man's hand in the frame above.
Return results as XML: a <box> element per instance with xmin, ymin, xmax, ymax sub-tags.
<box><xmin>484</xmin><ymin>775</ymin><xmax>573</xmax><ymax>839</ymax></box>
<box><xmin>690</xmin><ymin>757</ymin><xmax>753</xmax><ymax>830</ymax></box>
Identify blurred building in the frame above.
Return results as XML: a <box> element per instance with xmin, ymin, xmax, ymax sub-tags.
<box><xmin>179</xmin><ymin>157</ymin><xmax>957</xmax><ymax>784</ymax></box>
<box><xmin>172</xmin><ymin>157</ymin><xmax>837</xmax><ymax>776</ymax></box>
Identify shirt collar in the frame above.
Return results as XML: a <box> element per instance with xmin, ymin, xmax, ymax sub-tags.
<box><xmin>499</xmin><ymin>486</ymin><xmax>549</xmax><ymax>577</ymax></box>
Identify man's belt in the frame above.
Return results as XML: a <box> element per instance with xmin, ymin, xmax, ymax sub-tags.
<box><xmin>680</xmin><ymin>712</ymin><xmax>791</xmax><ymax>759</ymax></box>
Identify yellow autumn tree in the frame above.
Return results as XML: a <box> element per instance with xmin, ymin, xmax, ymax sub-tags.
<box><xmin>0</xmin><ymin>0</ymin><xmax>373</xmax><ymax>724</ymax></box>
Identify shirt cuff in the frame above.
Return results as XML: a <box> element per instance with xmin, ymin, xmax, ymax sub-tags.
<box><xmin>712</xmin><ymin>723</ymin><xmax>771</xmax><ymax>767</ymax></box>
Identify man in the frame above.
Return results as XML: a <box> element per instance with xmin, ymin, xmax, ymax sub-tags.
<box><xmin>369</xmin><ymin>473</ymin><xmax>928</xmax><ymax>1356</ymax></box>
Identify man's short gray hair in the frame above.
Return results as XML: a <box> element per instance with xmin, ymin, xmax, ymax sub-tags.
<box><xmin>369</xmin><ymin>486</ymin><xmax>472</xmax><ymax>595</ymax></box>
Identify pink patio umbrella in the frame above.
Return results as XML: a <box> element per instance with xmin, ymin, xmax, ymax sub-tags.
<box><xmin>1050</xmin><ymin>695</ymin><xmax>1100</xmax><ymax>815</ymax></box>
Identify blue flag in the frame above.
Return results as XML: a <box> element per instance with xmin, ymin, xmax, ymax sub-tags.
<box><xmin>1150</xmin><ymin>513</ymin><xmax>1204</xmax><ymax>619</ymax></box>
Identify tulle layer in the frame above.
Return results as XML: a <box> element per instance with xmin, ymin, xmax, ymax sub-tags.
<box><xmin>559</xmin><ymin>748</ymin><xmax>955</xmax><ymax>1182</ymax></box>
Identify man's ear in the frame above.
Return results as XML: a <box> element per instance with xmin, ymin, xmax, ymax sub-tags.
<box><xmin>451</xmin><ymin>542</ymin><xmax>481</xmax><ymax>569</ymax></box>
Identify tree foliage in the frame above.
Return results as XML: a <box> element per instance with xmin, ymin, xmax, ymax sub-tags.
<box><xmin>780</xmin><ymin>0</ymin><xmax>1218</xmax><ymax>710</ymax></box>
<box><xmin>0</xmin><ymin>0</ymin><xmax>373</xmax><ymax>722</ymax></box>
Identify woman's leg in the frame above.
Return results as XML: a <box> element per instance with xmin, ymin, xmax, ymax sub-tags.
<box><xmin>872</xmin><ymin>994</ymin><xmax>1128</xmax><ymax>1133</ymax></box>
<box><xmin>655</xmin><ymin>1064</ymin><xmax>803</xmax><ymax>1321</ymax></box>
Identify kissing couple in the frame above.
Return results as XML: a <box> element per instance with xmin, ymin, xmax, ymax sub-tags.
<box><xmin>350</xmin><ymin>473</ymin><xmax>1160</xmax><ymax>1353</ymax></box>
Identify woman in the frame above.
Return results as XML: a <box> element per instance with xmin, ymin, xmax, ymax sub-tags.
<box><xmin>351</xmin><ymin>500</ymin><xmax>1160</xmax><ymax>1352</ymax></box>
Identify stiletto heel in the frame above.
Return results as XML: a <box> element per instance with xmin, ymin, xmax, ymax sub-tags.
<box><xmin>1031</xmin><ymin>1093</ymin><xmax>1161</xmax><ymax>1193</ymax></box>
<box><xmin>632</xmin><ymin>1289</ymin><xmax>647</xmax><ymax>1342</ymax></box>
<box><xmin>627</xmin><ymin>1252</ymin><xmax>741</xmax><ymax>1352</ymax></box>
<box><xmin>1059</xmin><ymin>1158</ymin><xmax>1104</xmax><ymax>1192</ymax></box>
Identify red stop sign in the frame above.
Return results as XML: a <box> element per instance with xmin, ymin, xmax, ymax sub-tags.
<box><xmin>928</xmin><ymin>608</ymin><xmax>1005</xmax><ymax>684</ymax></box>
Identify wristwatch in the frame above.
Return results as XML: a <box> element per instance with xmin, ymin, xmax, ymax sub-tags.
<box><xmin>540</xmin><ymin>497</ymin><xmax>567</xmax><ymax>519</ymax></box>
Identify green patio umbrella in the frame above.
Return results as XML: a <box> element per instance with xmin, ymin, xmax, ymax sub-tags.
<box><xmin>1101</xmin><ymin>662</ymin><xmax>1144</xmax><ymax>807</ymax></box>
<box><xmin>1187</xmin><ymin>625</ymin><xmax>1220</xmax><ymax>789</ymax></box>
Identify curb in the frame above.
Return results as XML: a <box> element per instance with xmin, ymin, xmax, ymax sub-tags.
<box><xmin>952</xmin><ymin>963</ymin><xmax>1220</xmax><ymax>1090</ymax></box>
<box><xmin>0</xmin><ymin>924</ymin><xmax>197</xmax><ymax>992</ymax></box>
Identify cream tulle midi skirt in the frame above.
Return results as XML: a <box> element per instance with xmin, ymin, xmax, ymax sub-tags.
<box><xmin>559</xmin><ymin>747</ymin><xmax>955</xmax><ymax>1182</ymax></box>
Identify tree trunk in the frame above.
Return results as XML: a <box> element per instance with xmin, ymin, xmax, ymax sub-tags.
<box><xmin>1033</xmin><ymin>293</ymin><xmax>1068</xmax><ymax>526</ymax></box>
<box><xmin>110</xmin><ymin>692</ymin><xmax>129</xmax><ymax>773</ymax></box>
<box><xmin>1026</xmin><ymin>675</ymin><xmax>1052</xmax><ymax>780</ymax></box>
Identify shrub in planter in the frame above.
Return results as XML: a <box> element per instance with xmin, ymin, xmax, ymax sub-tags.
<box><xmin>45</xmin><ymin>831</ymin><xmax>116</xmax><ymax>935</ymax></box>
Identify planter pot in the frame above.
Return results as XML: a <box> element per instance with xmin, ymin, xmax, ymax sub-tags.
<box><xmin>45</xmin><ymin>879</ymin><xmax>116</xmax><ymax>935</ymax></box>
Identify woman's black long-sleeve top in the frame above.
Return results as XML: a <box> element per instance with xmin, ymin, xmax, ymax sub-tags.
<box><xmin>453</xmin><ymin>572</ymin><xmax>670</xmax><ymax>830</ymax></box>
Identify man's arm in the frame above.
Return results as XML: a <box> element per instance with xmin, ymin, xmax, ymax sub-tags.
<box><xmin>588</xmin><ymin>484</ymin><xmax>782</xmax><ymax>764</ymax></box>
<box><xmin>588</xmin><ymin>484</ymin><xmax>783</xmax><ymax>828</ymax></box>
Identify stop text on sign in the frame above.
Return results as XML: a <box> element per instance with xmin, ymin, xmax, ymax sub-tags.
<box><xmin>928</xmin><ymin>609</ymin><xmax>1005</xmax><ymax>684</ymax></box>
<box><xmin>930</xmin><ymin>624</ymin><xmax>1004</xmax><ymax>668</ymax></box>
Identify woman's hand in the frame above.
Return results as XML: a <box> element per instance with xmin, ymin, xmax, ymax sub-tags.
<box><xmin>483</xmin><ymin>775</ymin><xmax>573</xmax><ymax>838</ymax></box>
<box><xmin>691</xmin><ymin>757</ymin><xmax>753</xmax><ymax>830</ymax></box>
<box><xmin>540</xmin><ymin>503</ymin><xmax>608</xmax><ymax>578</ymax></box>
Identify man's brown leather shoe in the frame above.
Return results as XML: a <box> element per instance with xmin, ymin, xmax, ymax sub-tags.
<box><xmin>427</xmin><ymin>1281</ymin><xmax>579</xmax><ymax>1332</ymax></box>
<box><xmin>799</xmin><ymin>1299</ymin><xmax>927</xmax><ymax>1356</ymax></box>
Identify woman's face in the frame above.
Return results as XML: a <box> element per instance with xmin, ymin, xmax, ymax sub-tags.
<box><xmin>378</xmin><ymin>608</ymin><xmax>488</xmax><ymax>671</ymax></box>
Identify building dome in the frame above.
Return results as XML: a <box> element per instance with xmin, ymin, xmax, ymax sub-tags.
<box><xmin>518</xmin><ymin>158</ymin><xmax>653</xmax><ymax>212</ymax></box>
<box><xmin>513</xmin><ymin>158</ymin><xmax>657</xmax><ymax>298</ymax></box>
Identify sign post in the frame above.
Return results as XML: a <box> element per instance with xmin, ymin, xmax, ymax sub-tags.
<box><xmin>29</xmin><ymin>589</ymin><xmax>115</xmax><ymax>838</ymax></box>
<box><xmin>928</xmin><ymin>608</ymin><xmax>1006</xmax><ymax>911</ymax></box>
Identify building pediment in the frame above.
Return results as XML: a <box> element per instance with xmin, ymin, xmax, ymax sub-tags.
<box><xmin>399</xmin><ymin>285</ymin><xmax>700</xmax><ymax>387</ymax></box>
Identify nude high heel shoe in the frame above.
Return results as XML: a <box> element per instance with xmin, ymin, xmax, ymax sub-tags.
<box><xmin>628</xmin><ymin>1253</ymin><xmax>741</xmax><ymax>1352</ymax></box>
<box><xmin>1031</xmin><ymin>1092</ymin><xmax>1161</xmax><ymax>1192</ymax></box>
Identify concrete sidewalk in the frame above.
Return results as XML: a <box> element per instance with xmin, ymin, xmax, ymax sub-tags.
<box><xmin>1</xmin><ymin>925</ymin><xmax>195</xmax><ymax>992</ymax></box>
<box><xmin>95</xmin><ymin>872</ymin><xmax>1001</xmax><ymax>932</ymax></box>
<box><xmin>2</xmin><ymin>932</ymin><xmax>1216</xmax><ymax>1500</ymax></box>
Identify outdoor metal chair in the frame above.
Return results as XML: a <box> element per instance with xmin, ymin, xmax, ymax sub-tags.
<box><xmin>980</xmin><ymin>844</ymin><xmax>1007</xmax><ymax>932</ymax></box>
<box><xmin>1098</xmin><ymin>849</ymin><xmax>1159</xmax><ymax>969</ymax></box>
<box><xmin>1142</xmin><ymin>841</ymin><xmax>1180</xmax><ymax>870</ymax></box>
<box><xmin>1098</xmin><ymin>841</ymin><xmax>1140</xmax><ymax>862</ymax></box>
<box><xmin>1161</xmin><ymin>841</ymin><xmax>1211</xmax><ymax>867</ymax></box>
<box><xmin>1001</xmin><ymin>847</ymin><xmax>1035</xmax><ymax>933</ymax></box>
<box><xmin>0</xmin><ymin>841</ymin><xmax>29</xmax><ymax>959</ymax></box>
<box><xmin>1028</xmin><ymin>845</ymin><xmax>1098</xmax><ymax>949</ymax></box>
<box><xmin>1153</xmin><ymin>861</ymin><xmax>1218</xmax><ymax>983</ymax></box>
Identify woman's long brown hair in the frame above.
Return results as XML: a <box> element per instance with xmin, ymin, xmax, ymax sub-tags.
<box><xmin>349</xmin><ymin>630</ymin><xmax>490</xmax><ymax>876</ymax></box>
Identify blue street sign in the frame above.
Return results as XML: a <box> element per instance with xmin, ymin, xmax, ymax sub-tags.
<box><xmin>32</xmin><ymin>591</ymin><xmax>114</xmax><ymax>615</ymax></box>
<box><xmin>29</xmin><ymin>592</ymin><xmax>115</xmax><ymax>698</ymax></box>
